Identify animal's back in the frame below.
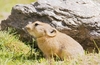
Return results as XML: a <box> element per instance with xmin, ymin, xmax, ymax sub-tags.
<box><xmin>37</xmin><ymin>31</ymin><xmax>84</xmax><ymax>59</ymax></box>
<box><xmin>55</xmin><ymin>32</ymin><xmax>84</xmax><ymax>58</ymax></box>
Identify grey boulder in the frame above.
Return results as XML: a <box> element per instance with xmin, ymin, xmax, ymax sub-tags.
<box><xmin>1</xmin><ymin>0</ymin><xmax>100</xmax><ymax>52</ymax></box>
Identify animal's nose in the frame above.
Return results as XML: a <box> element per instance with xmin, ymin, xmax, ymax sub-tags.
<box><xmin>22</xmin><ymin>27</ymin><xmax>30</xmax><ymax>33</ymax></box>
<box><xmin>25</xmin><ymin>26</ymin><xmax>30</xmax><ymax>30</ymax></box>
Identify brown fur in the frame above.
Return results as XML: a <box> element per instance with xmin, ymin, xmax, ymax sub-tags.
<box><xmin>25</xmin><ymin>21</ymin><xmax>84</xmax><ymax>60</ymax></box>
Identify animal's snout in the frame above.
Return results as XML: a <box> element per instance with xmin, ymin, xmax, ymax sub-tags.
<box><xmin>22</xmin><ymin>26</ymin><xmax>31</xmax><ymax>33</ymax></box>
<box><xmin>22</xmin><ymin>27</ymin><xmax>28</xmax><ymax>33</ymax></box>
<box><xmin>24</xmin><ymin>23</ymin><xmax>33</xmax><ymax>31</ymax></box>
<box><xmin>25</xmin><ymin>26</ymin><xmax>31</xmax><ymax>30</ymax></box>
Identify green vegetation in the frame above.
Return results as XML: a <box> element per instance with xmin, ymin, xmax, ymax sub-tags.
<box><xmin>0</xmin><ymin>0</ymin><xmax>36</xmax><ymax>20</ymax></box>
<box><xmin>0</xmin><ymin>30</ymin><xmax>37</xmax><ymax>65</ymax></box>
<box><xmin>0</xmin><ymin>0</ymin><xmax>36</xmax><ymax>12</ymax></box>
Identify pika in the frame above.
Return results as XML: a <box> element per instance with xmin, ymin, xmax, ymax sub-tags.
<box><xmin>25</xmin><ymin>21</ymin><xmax>84</xmax><ymax>60</ymax></box>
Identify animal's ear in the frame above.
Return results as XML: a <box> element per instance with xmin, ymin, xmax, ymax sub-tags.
<box><xmin>45</xmin><ymin>28</ymin><xmax>57</xmax><ymax>37</ymax></box>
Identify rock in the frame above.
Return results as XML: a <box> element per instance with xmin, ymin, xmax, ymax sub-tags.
<box><xmin>1</xmin><ymin>0</ymin><xmax>100</xmax><ymax>52</ymax></box>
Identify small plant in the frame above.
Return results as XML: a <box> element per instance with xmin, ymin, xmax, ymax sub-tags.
<box><xmin>92</xmin><ymin>39</ymin><xmax>100</xmax><ymax>53</ymax></box>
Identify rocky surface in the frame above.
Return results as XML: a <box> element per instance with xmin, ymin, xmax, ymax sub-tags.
<box><xmin>1</xmin><ymin>0</ymin><xmax>100</xmax><ymax>52</ymax></box>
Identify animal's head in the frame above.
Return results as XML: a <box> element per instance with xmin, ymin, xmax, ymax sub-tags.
<box><xmin>25</xmin><ymin>21</ymin><xmax>57</xmax><ymax>38</ymax></box>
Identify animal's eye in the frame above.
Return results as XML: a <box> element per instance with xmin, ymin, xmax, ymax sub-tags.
<box><xmin>34</xmin><ymin>23</ymin><xmax>39</xmax><ymax>26</ymax></box>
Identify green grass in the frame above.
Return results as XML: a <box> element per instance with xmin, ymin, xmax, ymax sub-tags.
<box><xmin>0</xmin><ymin>0</ymin><xmax>36</xmax><ymax>13</ymax></box>
<box><xmin>0</xmin><ymin>30</ymin><xmax>36</xmax><ymax>65</ymax></box>
<box><xmin>0</xmin><ymin>30</ymin><xmax>31</xmax><ymax>54</ymax></box>
<box><xmin>0</xmin><ymin>0</ymin><xmax>36</xmax><ymax>20</ymax></box>
<box><xmin>0</xmin><ymin>30</ymin><xmax>100</xmax><ymax>65</ymax></box>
